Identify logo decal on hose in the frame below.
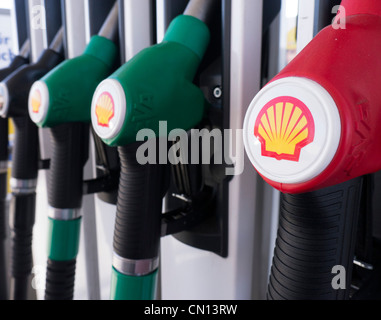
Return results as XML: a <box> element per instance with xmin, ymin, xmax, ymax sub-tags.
<box><xmin>95</xmin><ymin>92</ymin><xmax>115</xmax><ymax>128</ymax></box>
<box><xmin>31</xmin><ymin>89</ymin><xmax>41</xmax><ymax>114</ymax></box>
<box><xmin>254</xmin><ymin>96</ymin><xmax>315</xmax><ymax>162</ymax></box>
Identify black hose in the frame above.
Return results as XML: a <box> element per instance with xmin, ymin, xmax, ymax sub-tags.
<box><xmin>9</xmin><ymin>117</ymin><xmax>38</xmax><ymax>300</ymax></box>
<box><xmin>0</xmin><ymin>53</ymin><xmax>30</xmax><ymax>301</ymax></box>
<box><xmin>11</xmin><ymin>117</ymin><xmax>39</xmax><ymax>180</ymax></box>
<box><xmin>9</xmin><ymin>193</ymin><xmax>36</xmax><ymax>300</ymax></box>
<box><xmin>2</xmin><ymin>45</ymin><xmax>63</xmax><ymax>300</ymax></box>
<box><xmin>45</xmin><ymin>259</ymin><xmax>77</xmax><ymax>300</ymax></box>
<box><xmin>0</xmin><ymin>172</ymin><xmax>8</xmax><ymax>300</ymax></box>
<box><xmin>48</xmin><ymin>123</ymin><xmax>88</xmax><ymax>209</ymax></box>
<box><xmin>268</xmin><ymin>177</ymin><xmax>363</xmax><ymax>300</ymax></box>
<box><xmin>44</xmin><ymin>123</ymin><xmax>88</xmax><ymax>300</ymax></box>
<box><xmin>114</xmin><ymin>142</ymin><xmax>169</xmax><ymax>263</ymax></box>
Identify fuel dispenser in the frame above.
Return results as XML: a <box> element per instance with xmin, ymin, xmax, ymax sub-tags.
<box><xmin>160</xmin><ymin>0</ymin><xmax>281</xmax><ymax>300</ymax></box>
<box><xmin>28</xmin><ymin>2</ymin><xmax>119</xmax><ymax>300</ymax></box>
<box><xmin>0</xmin><ymin>39</ymin><xmax>30</xmax><ymax>301</ymax></box>
<box><xmin>88</xmin><ymin>0</ymin><xmax>282</xmax><ymax>300</ymax></box>
<box><xmin>0</xmin><ymin>0</ymin><xmax>30</xmax><ymax>300</ymax></box>
<box><xmin>88</xmin><ymin>0</ymin><xmax>286</xmax><ymax>300</ymax></box>
<box><xmin>244</xmin><ymin>0</ymin><xmax>381</xmax><ymax>299</ymax></box>
<box><xmin>91</xmin><ymin>0</ymin><xmax>220</xmax><ymax>300</ymax></box>
<box><xmin>0</xmin><ymin>0</ymin><xmax>64</xmax><ymax>299</ymax></box>
<box><xmin>5</xmin><ymin>0</ymin><xmax>379</xmax><ymax>301</ymax></box>
<box><xmin>15</xmin><ymin>0</ymin><xmax>122</xmax><ymax>301</ymax></box>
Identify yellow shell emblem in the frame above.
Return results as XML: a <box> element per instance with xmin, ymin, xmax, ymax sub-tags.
<box><xmin>95</xmin><ymin>92</ymin><xmax>115</xmax><ymax>128</ymax></box>
<box><xmin>31</xmin><ymin>89</ymin><xmax>41</xmax><ymax>114</ymax></box>
<box><xmin>254</xmin><ymin>97</ymin><xmax>315</xmax><ymax>162</ymax></box>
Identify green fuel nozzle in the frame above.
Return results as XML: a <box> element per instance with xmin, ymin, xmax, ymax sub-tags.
<box><xmin>0</xmin><ymin>27</ymin><xmax>64</xmax><ymax>300</ymax></box>
<box><xmin>90</xmin><ymin>0</ymin><xmax>217</xmax><ymax>300</ymax></box>
<box><xmin>25</xmin><ymin>3</ymin><xmax>119</xmax><ymax>301</ymax></box>
<box><xmin>91</xmin><ymin>13</ymin><xmax>211</xmax><ymax>147</ymax></box>
<box><xmin>28</xmin><ymin>2</ymin><xmax>119</xmax><ymax>128</ymax></box>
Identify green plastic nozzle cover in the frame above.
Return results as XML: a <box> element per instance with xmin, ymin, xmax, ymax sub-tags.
<box><xmin>31</xmin><ymin>35</ymin><xmax>118</xmax><ymax>128</ymax></box>
<box><xmin>94</xmin><ymin>15</ymin><xmax>210</xmax><ymax>147</ymax></box>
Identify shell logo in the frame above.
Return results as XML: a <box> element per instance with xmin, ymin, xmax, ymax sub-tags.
<box><xmin>95</xmin><ymin>92</ymin><xmax>115</xmax><ymax>128</ymax></box>
<box><xmin>31</xmin><ymin>89</ymin><xmax>41</xmax><ymax>114</ymax></box>
<box><xmin>254</xmin><ymin>96</ymin><xmax>315</xmax><ymax>162</ymax></box>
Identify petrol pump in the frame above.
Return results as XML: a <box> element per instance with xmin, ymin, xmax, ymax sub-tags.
<box><xmin>88</xmin><ymin>0</ymin><xmax>285</xmax><ymax>300</ymax></box>
<box><xmin>27</xmin><ymin>0</ymin><xmax>120</xmax><ymax>300</ymax></box>
<box><xmin>0</xmin><ymin>0</ymin><xmax>30</xmax><ymax>301</ymax></box>
<box><xmin>0</xmin><ymin>0</ymin><xmax>63</xmax><ymax>300</ymax></box>
<box><xmin>37</xmin><ymin>0</ymin><xmax>285</xmax><ymax>300</ymax></box>
<box><xmin>4</xmin><ymin>0</ymin><xmax>381</xmax><ymax>301</ymax></box>
<box><xmin>159</xmin><ymin>0</ymin><xmax>281</xmax><ymax>300</ymax></box>
<box><xmin>28</xmin><ymin>1</ymin><xmax>118</xmax><ymax>301</ymax></box>
<box><xmin>244</xmin><ymin>0</ymin><xmax>381</xmax><ymax>299</ymax></box>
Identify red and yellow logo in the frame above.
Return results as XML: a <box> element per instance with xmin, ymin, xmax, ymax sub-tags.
<box><xmin>95</xmin><ymin>92</ymin><xmax>115</xmax><ymax>128</ymax></box>
<box><xmin>254</xmin><ymin>97</ymin><xmax>315</xmax><ymax>162</ymax></box>
<box><xmin>31</xmin><ymin>89</ymin><xmax>41</xmax><ymax>114</ymax></box>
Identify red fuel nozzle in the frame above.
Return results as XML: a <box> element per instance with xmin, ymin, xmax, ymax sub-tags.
<box><xmin>244</xmin><ymin>0</ymin><xmax>381</xmax><ymax>194</ymax></box>
<box><xmin>338</xmin><ymin>0</ymin><xmax>381</xmax><ymax>18</ymax></box>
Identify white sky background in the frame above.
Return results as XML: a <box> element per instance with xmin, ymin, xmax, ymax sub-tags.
<box><xmin>0</xmin><ymin>0</ymin><xmax>13</xmax><ymax>9</ymax></box>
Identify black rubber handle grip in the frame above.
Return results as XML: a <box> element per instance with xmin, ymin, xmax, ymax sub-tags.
<box><xmin>268</xmin><ymin>177</ymin><xmax>363</xmax><ymax>300</ymax></box>
<box><xmin>45</xmin><ymin>259</ymin><xmax>76</xmax><ymax>300</ymax></box>
<box><xmin>0</xmin><ymin>119</ymin><xmax>8</xmax><ymax>300</ymax></box>
<box><xmin>0</xmin><ymin>173</ymin><xmax>6</xmax><ymax>240</ymax></box>
<box><xmin>113</xmin><ymin>142</ymin><xmax>169</xmax><ymax>261</ymax></box>
<box><xmin>9</xmin><ymin>192</ymin><xmax>36</xmax><ymax>300</ymax></box>
<box><xmin>48</xmin><ymin>123</ymin><xmax>89</xmax><ymax>209</ymax></box>
<box><xmin>0</xmin><ymin>240</ymin><xmax>7</xmax><ymax>300</ymax></box>
<box><xmin>0</xmin><ymin>118</ymin><xmax>9</xmax><ymax>162</ymax></box>
<box><xmin>0</xmin><ymin>55</ymin><xmax>29</xmax><ymax>166</ymax></box>
<box><xmin>0</xmin><ymin>55</ymin><xmax>29</xmax><ymax>81</ymax></box>
<box><xmin>11</xmin><ymin>117</ymin><xmax>39</xmax><ymax>180</ymax></box>
<box><xmin>4</xmin><ymin>49</ymin><xmax>63</xmax><ymax>118</ymax></box>
<box><xmin>0</xmin><ymin>173</ymin><xmax>8</xmax><ymax>300</ymax></box>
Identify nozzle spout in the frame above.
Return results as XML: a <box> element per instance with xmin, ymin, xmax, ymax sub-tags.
<box><xmin>19</xmin><ymin>39</ymin><xmax>31</xmax><ymax>59</ymax></box>
<box><xmin>98</xmin><ymin>1</ymin><xmax>119</xmax><ymax>42</ymax></box>
<box><xmin>184</xmin><ymin>0</ymin><xmax>218</xmax><ymax>24</ymax></box>
<box><xmin>49</xmin><ymin>27</ymin><xmax>64</xmax><ymax>54</ymax></box>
